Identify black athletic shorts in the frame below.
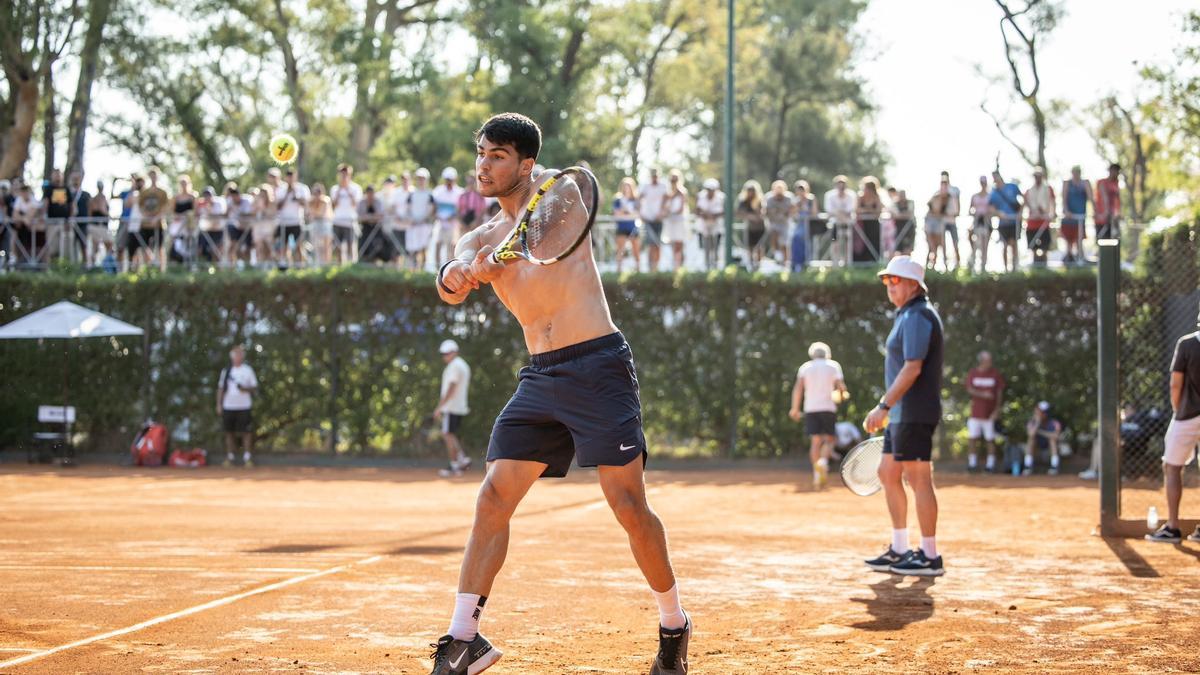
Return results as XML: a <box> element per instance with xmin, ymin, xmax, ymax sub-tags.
<box><xmin>487</xmin><ymin>332</ymin><xmax>647</xmax><ymax>478</ymax></box>
<box><xmin>223</xmin><ymin>408</ymin><xmax>254</xmax><ymax>434</ymax></box>
<box><xmin>442</xmin><ymin>413</ymin><xmax>464</xmax><ymax>435</ymax></box>
<box><xmin>277</xmin><ymin>224</ymin><xmax>302</xmax><ymax>248</ymax></box>
<box><xmin>643</xmin><ymin>220</ymin><xmax>664</xmax><ymax>246</ymax></box>
<box><xmin>882</xmin><ymin>422</ymin><xmax>936</xmax><ymax>462</ymax></box>
<box><xmin>997</xmin><ymin>222</ymin><xmax>1018</xmax><ymax>243</ymax></box>
<box><xmin>805</xmin><ymin>411</ymin><xmax>836</xmax><ymax>437</ymax></box>
<box><xmin>333</xmin><ymin>224</ymin><xmax>355</xmax><ymax>245</ymax></box>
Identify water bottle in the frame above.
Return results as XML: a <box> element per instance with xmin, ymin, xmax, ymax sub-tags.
<box><xmin>1011</xmin><ymin>459</ymin><xmax>1021</xmax><ymax>476</ymax></box>
<box><xmin>1147</xmin><ymin>506</ymin><xmax>1159</xmax><ymax>530</ymax></box>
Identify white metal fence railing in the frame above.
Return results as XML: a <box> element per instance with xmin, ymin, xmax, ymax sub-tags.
<box><xmin>0</xmin><ymin>213</ymin><xmax>1151</xmax><ymax>274</ymax></box>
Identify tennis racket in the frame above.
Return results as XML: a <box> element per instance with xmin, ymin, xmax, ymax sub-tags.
<box><xmin>841</xmin><ymin>436</ymin><xmax>885</xmax><ymax>496</ymax></box>
<box><xmin>489</xmin><ymin>166</ymin><xmax>599</xmax><ymax>265</ymax></box>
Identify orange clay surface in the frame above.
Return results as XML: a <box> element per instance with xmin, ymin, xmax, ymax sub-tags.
<box><xmin>2</xmin><ymin>464</ymin><xmax>1199</xmax><ymax>674</ymax></box>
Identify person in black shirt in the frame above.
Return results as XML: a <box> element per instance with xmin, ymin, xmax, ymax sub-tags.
<box><xmin>1147</xmin><ymin>307</ymin><xmax>1200</xmax><ymax>543</ymax></box>
<box><xmin>43</xmin><ymin>169</ymin><xmax>73</xmax><ymax>262</ymax></box>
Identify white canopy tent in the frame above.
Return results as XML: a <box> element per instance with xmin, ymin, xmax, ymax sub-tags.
<box><xmin>0</xmin><ymin>301</ymin><xmax>144</xmax><ymax>463</ymax></box>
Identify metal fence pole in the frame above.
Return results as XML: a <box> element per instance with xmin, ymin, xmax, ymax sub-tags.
<box><xmin>1098</xmin><ymin>239</ymin><xmax>1120</xmax><ymax>535</ymax></box>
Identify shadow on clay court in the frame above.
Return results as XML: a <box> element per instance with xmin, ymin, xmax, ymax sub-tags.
<box><xmin>1173</xmin><ymin>544</ymin><xmax>1200</xmax><ymax>563</ymax></box>
<box><xmin>1103</xmin><ymin>537</ymin><xmax>1160</xmax><ymax>578</ymax></box>
<box><xmin>246</xmin><ymin>543</ymin><xmax>344</xmax><ymax>554</ymax></box>
<box><xmin>849</xmin><ymin>575</ymin><xmax>936</xmax><ymax>631</ymax></box>
<box><xmin>387</xmin><ymin>545</ymin><xmax>462</xmax><ymax>556</ymax></box>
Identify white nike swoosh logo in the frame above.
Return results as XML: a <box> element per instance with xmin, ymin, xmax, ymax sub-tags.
<box><xmin>620</xmin><ymin>444</ymin><xmax>636</xmax><ymax>451</ymax></box>
<box><xmin>449</xmin><ymin>650</ymin><xmax>466</xmax><ymax>668</ymax></box>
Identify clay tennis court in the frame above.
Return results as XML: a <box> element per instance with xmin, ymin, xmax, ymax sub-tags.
<box><xmin>2</xmin><ymin>464</ymin><xmax>1199</xmax><ymax>674</ymax></box>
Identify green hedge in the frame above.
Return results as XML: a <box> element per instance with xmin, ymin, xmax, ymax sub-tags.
<box><xmin>0</xmin><ymin>267</ymin><xmax>1098</xmax><ymax>458</ymax></box>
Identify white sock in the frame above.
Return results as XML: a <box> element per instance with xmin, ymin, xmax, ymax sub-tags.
<box><xmin>967</xmin><ymin>453</ymin><xmax>977</xmax><ymax>469</ymax></box>
<box><xmin>1024</xmin><ymin>454</ymin><xmax>1034</xmax><ymax>468</ymax></box>
<box><xmin>243</xmin><ymin>451</ymin><xmax>252</xmax><ymax>462</ymax></box>
<box><xmin>816</xmin><ymin>457</ymin><xmax>829</xmax><ymax>469</ymax></box>
<box><xmin>448</xmin><ymin>593</ymin><xmax>486</xmax><ymax>641</ymax></box>
<box><xmin>921</xmin><ymin>536</ymin><xmax>938</xmax><ymax>559</ymax></box>
<box><xmin>985</xmin><ymin>454</ymin><xmax>996</xmax><ymax>470</ymax></box>
<box><xmin>652</xmin><ymin>584</ymin><xmax>687</xmax><ymax>630</ymax></box>
<box><xmin>891</xmin><ymin>528</ymin><xmax>909</xmax><ymax>553</ymax></box>
<box><xmin>1050</xmin><ymin>455</ymin><xmax>1060</xmax><ymax>468</ymax></box>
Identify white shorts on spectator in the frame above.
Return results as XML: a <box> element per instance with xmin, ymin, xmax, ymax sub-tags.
<box><xmin>966</xmin><ymin>417</ymin><xmax>996</xmax><ymax>441</ymax></box>
<box><xmin>1163</xmin><ymin>415</ymin><xmax>1200</xmax><ymax>467</ymax></box>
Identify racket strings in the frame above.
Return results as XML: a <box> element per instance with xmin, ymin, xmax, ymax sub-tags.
<box><xmin>841</xmin><ymin>438</ymin><xmax>885</xmax><ymax>496</ymax></box>
<box><xmin>526</xmin><ymin>174</ymin><xmax>594</xmax><ymax>261</ymax></box>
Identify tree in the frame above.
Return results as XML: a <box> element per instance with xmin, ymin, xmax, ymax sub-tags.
<box><xmin>1140</xmin><ymin>10</ymin><xmax>1200</xmax><ymax>221</ymax></box>
<box><xmin>0</xmin><ymin>0</ymin><xmax>81</xmax><ymax>179</ymax></box>
<box><xmin>1087</xmin><ymin>96</ymin><xmax>1163</xmax><ymax>222</ymax></box>
<box><xmin>64</xmin><ymin>0</ymin><xmax>114</xmax><ymax>179</ymax></box>
<box><xmin>981</xmin><ymin>0</ymin><xmax>1063</xmax><ymax>172</ymax></box>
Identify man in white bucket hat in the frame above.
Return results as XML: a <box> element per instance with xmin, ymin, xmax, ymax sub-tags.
<box><xmin>862</xmin><ymin>255</ymin><xmax>946</xmax><ymax>577</ymax></box>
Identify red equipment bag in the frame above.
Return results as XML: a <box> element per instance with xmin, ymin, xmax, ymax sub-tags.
<box><xmin>168</xmin><ymin>448</ymin><xmax>208</xmax><ymax>468</ymax></box>
<box><xmin>131</xmin><ymin>423</ymin><xmax>169</xmax><ymax>466</ymax></box>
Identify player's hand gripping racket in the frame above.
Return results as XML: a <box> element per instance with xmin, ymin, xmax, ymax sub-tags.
<box><xmin>489</xmin><ymin>166</ymin><xmax>599</xmax><ymax>265</ymax></box>
<box><xmin>841</xmin><ymin>436</ymin><xmax>885</xmax><ymax>496</ymax></box>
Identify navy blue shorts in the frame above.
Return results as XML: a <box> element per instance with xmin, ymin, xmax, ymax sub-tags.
<box><xmin>487</xmin><ymin>332</ymin><xmax>647</xmax><ymax>478</ymax></box>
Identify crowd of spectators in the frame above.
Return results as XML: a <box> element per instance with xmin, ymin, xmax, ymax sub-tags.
<box><xmin>0</xmin><ymin>160</ymin><xmax>1127</xmax><ymax>273</ymax></box>
<box><xmin>611</xmin><ymin>163</ymin><xmax>1127</xmax><ymax>273</ymax></box>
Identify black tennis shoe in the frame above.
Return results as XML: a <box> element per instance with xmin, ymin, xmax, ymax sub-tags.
<box><xmin>1146</xmin><ymin>524</ymin><xmax>1182</xmax><ymax>543</ymax></box>
<box><xmin>864</xmin><ymin>546</ymin><xmax>906</xmax><ymax>573</ymax></box>
<box><xmin>429</xmin><ymin>633</ymin><xmax>501</xmax><ymax>675</ymax></box>
<box><xmin>649</xmin><ymin>612</ymin><xmax>691</xmax><ymax>674</ymax></box>
<box><xmin>889</xmin><ymin>549</ymin><xmax>945</xmax><ymax>576</ymax></box>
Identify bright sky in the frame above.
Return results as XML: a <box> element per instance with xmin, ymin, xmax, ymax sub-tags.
<box><xmin>858</xmin><ymin>0</ymin><xmax>1191</xmax><ymax>202</ymax></box>
<box><xmin>60</xmin><ymin>0</ymin><xmax>1194</xmax><ymax>204</ymax></box>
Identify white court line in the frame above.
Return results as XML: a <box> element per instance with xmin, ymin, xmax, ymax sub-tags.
<box><xmin>0</xmin><ymin>565</ymin><xmax>318</xmax><ymax>573</ymax></box>
<box><xmin>0</xmin><ymin>554</ymin><xmax>384</xmax><ymax>670</ymax></box>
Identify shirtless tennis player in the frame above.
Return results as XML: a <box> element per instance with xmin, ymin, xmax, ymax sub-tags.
<box><xmin>427</xmin><ymin>113</ymin><xmax>690</xmax><ymax>674</ymax></box>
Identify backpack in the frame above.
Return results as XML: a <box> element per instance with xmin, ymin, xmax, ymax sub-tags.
<box><xmin>131</xmin><ymin>423</ymin><xmax>169</xmax><ymax>466</ymax></box>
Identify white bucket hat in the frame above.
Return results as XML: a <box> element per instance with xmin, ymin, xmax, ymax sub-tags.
<box><xmin>439</xmin><ymin>339</ymin><xmax>459</xmax><ymax>354</ymax></box>
<box><xmin>441</xmin><ymin>166</ymin><xmax>458</xmax><ymax>181</ymax></box>
<box><xmin>703</xmin><ymin>178</ymin><xmax>719</xmax><ymax>190</ymax></box>
<box><xmin>877</xmin><ymin>255</ymin><xmax>928</xmax><ymax>292</ymax></box>
<box><xmin>415</xmin><ymin>167</ymin><xmax>431</xmax><ymax>179</ymax></box>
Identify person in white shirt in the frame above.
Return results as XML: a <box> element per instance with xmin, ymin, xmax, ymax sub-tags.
<box><xmin>694</xmin><ymin>178</ymin><xmax>725</xmax><ymax>270</ymax></box>
<box><xmin>823</xmin><ymin>175</ymin><xmax>857</xmax><ymax>267</ymax></box>
<box><xmin>391</xmin><ymin>172</ymin><xmax>413</xmax><ymax>269</ymax></box>
<box><xmin>789</xmin><ymin>341</ymin><xmax>848</xmax><ymax>490</ymax></box>
<box><xmin>329</xmin><ymin>163</ymin><xmax>362</xmax><ymax>264</ymax></box>
<box><xmin>275</xmin><ymin>168</ymin><xmax>310</xmax><ymax>266</ymax></box>
<box><xmin>217</xmin><ymin>345</ymin><xmax>259</xmax><ymax>468</ymax></box>
<box><xmin>407</xmin><ymin>168</ymin><xmax>436</xmax><ymax>271</ymax></box>
<box><xmin>436</xmin><ymin>339</ymin><xmax>472</xmax><ymax>478</ymax></box>
<box><xmin>662</xmin><ymin>169</ymin><xmax>689</xmax><ymax>270</ymax></box>
<box><xmin>638</xmin><ymin>168</ymin><xmax>668</xmax><ymax>271</ymax></box>
<box><xmin>433</xmin><ymin>167</ymin><xmax>464</xmax><ymax>267</ymax></box>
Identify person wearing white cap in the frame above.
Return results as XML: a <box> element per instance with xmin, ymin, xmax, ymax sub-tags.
<box><xmin>1024</xmin><ymin>400</ymin><xmax>1062</xmax><ymax>476</ymax></box>
<box><xmin>433</xmin><ymin>167</ymin><xmax>464</xmax><ymax>266</ymax></box>
<box><xmin>863</xmin><ymin>255</ymin><xmax>946</xmax><ymax>577</ymax></box>
<box><xmin>790</xmin><ymin>341</ymin><xmax>848</xmax><ymax>490</ymax></box>
<box><xmin>695</xmin><ymin>178</ymin><xmax>724</xmax><ymax>270</ymax></box>
<box><xmin>436</xmin><ymin>339</ymin><xmax>472</xmax><ymax>478</ymax></box>
<box><xmin>406</xmin><ymin>168</ymin><xmax>436</xmax><ymax>270</ymax></box>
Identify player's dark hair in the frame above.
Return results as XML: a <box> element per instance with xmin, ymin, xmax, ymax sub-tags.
<box><xmin>476</xmin><ymin>113</ymin><xmax>542</xmax><ymax>160</ymax></box>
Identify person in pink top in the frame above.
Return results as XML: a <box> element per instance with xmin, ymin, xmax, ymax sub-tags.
<box><xmin>457</xmin><ymin>172</ymin><xmax>488</xmax><ymax>235</ymax></box>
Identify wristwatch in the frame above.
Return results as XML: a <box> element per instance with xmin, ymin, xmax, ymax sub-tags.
<box><xmin>877</xmin><ymin>400</ymin><xmax>891</xmax><ymax>411</ymax></box>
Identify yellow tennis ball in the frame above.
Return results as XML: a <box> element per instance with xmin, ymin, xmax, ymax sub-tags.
<box><xmin>269</xmin><ymin>133</ymin><xmax>299</xmax><ymax>164</ymax></box>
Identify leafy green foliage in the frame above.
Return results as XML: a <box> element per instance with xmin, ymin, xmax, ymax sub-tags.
<box><xmin>0</xmin><ymin>269</ymin><xmax>1098</xmax><ymax>458</ymax></box>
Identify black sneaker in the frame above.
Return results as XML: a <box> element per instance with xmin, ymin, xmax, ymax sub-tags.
<box><xmin>429</xmin><ymin>633</ymin><xmax>502</xmax><ymax>674</ymax></box>
<box><xmin>1189</xmin><ymin>526</ymin><xmax>1200</xmax><ymax>543</ymax></box>
<box><xmin>650</xmin><ymin>611</ymin><xmax>691</xmax><ymax>674</ymax></box>
<box><xmin>1145</xmin><ymin>524</ymin><xmax>1182</xmax><ymax>544</ymax></box>
<box><xmin>864</xmin><ymin>546</ymin><xmax>906</xmax><ymax>573</ymax></box>
<box><xmin>889</xmin><ymin>549</ymin><xmax>945</xmax><ymax>576</ymax></box>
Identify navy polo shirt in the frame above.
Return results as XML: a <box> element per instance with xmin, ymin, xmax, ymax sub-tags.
<box><xmin>884</xmin><ymin>295</ymin><xmax>944</xmax><ymax>425</ymax></box>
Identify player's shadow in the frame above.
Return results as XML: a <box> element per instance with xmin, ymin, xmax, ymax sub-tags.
<box><xmin>849</xmin><ymin>575</ymin><xmax>936</xmax><ymax>631</ymax></box>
